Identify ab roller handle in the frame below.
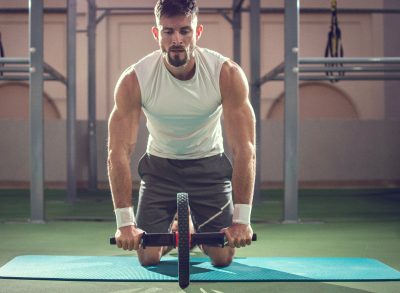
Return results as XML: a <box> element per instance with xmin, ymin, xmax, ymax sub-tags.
<box><xmin>109</xmin><ymin>232</ymin><xmax>257</xmax><ymax>247</ymax></box>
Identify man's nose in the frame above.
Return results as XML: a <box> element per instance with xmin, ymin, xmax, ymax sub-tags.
<box><xmin>172</xmin><ymin>31</ymin><xmax>183</xmax><ymax>45</ymax></box>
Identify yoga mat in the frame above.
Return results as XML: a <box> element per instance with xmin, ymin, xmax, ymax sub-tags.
<box><xmin>1</xmin><ymin>256</ymin><xmax>400</xmax><ymax>282</ymax></box>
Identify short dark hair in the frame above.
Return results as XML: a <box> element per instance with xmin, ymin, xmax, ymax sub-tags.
<box><xmin>154</xmin><ymin>0</ymin><xmax>199</xmax><ymax>23</ymax></box>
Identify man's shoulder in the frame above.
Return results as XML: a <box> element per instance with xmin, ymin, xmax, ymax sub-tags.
<box><xmin>196</xmin><ymin>47</ymin><xmax>228</xmax><ymax>62</ymax></box>
<box><xmin>134</xmin><ymin>49</ymin><xmax>162</xmax><ymax>68</ymax></box>
<box><xmin>129</xmin><ymin>49</ymin><xmax>162</xmax><ymax>86</ymax></box>
<box><xmin>221</xmin><ymin>59</ymin><xmax>246</xmax><ymax>79</ymax></box>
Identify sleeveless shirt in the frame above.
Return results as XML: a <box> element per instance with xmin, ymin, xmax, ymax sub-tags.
<box><xmin>133</xmin><ymin>47</ymin><xmax>229</xmax><ymax>159</ymax></box>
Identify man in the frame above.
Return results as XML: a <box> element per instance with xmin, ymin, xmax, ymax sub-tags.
<box><xmin>108</xmin><ymin>0</ymin><xmax>255</xmax><ymax>267</ymax></box>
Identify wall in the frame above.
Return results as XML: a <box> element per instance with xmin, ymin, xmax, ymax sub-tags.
<box><xmin>0</xmin><ymin>120</ymin><xmax>399</xmax><ymax>187</ymax></box>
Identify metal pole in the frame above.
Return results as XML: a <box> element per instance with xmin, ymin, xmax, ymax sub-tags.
<box><xmin>29</xmin><ymin>0</ymin><xmax>45</xmax><ymax>223</ymax></box>
<box><xmin>0</xmin><ymin>8</ymin><xmax>67</xmax><ymax>14</ymax></box>
<box><xmin>249</xmin><ymin>0</ymin><xmax>261</xmax><ymax>203</ymax></box>
<box><xmin>299</xmin><ymin>66</ymin><xmax>400</xmax><ymax>73</ymax></box>
<box><xmin>283</xmin><ymin>0</ymin><xmax>299</xmax><ymax>223</ymax></box>
<box><xmin>241</xmin><ymin>7</ymin><xmax>400</xmax><ymax>15</ymax></box>
<box><xmin>0</xmin><ymin>67</ymin><xmax>30</xmax><ymax>72</ymax></box>
<box><xmin>302</xmin><ymin>75</ymin><xmax>400</xmax><ymax>81</ymax></box>
<box><xmin>43</xmin><ymin>63</ymin><xmax>67</xmax><ymax>84</ymax></box>
<box><xmin>269</xmin><ymin>75</ymin><xmax>400</xmax><ymax>81</ymax></box>
<box><xmin>259</xmin><ymin>62</ymin><xmax>285</xmax><ymax>85</ymax></box>
<box><xmin>67</xmin><ymin>0</ymin><xmax>77</xmax><ymax>203</ymax></box>
<box><xmin>300</xmin><ymin>57</ymin><xmax>400</xmax><ymax>64</ymax></box>
<box><xmin>0</xmin><ymin>57</ymin><xmax>30</xmax><ymax>64</ymax></box>
<box><xmin>88</xmin><ymin>0</ymin><xmax>98</xmax><ymax>191</ymax></box>
<box><xmin>0</xmin><ymin>76</ymin><xmax>67</xmax><ymax>81</ymax></box>
<box><xmin>232</xmin><ymin>0</ymin><xmax>243</xmax><ymax>65</ymax></box>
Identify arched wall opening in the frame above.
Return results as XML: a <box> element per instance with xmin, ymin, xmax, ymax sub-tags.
<box><xmin>0</xmin><ymin>82</ymin><xmax>61</xmax><ymax>120</ymax></box>
<box><xmin>267</xmin><ymin>82</ymin><xmax>359</xmax><ymax>120</ymax></box>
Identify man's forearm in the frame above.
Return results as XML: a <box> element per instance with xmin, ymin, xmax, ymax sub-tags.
<box><xmin>108</xmin><ymin>155</ymin><xmax>133</xmax><ymax>209</ymax></box>
<box><xmin>231</xmin><ymin>148</ymin><xmax>255</xmax><ymax>205</ymax></box>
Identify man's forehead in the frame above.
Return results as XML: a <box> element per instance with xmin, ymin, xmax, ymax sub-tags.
<box><xmin>158</xmin><ymin>14</ymin><xmax>197</xmax><ymax>28</ymax></box>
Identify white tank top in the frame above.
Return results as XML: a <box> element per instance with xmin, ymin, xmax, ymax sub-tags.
<box><xmin>133</xmin><ymin>47</ymin><xmax>229</xmax><ymax>159</ymax></box>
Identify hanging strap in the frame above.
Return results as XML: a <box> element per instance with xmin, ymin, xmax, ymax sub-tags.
<box><xmin>324</xmin><ymin>0</ymin><xmax>344</xmax><ymax>82</ymax></box>
<box><xmin>0</xmin><ymin>32</ymin><xmax>4</xmax><ymax>76</ymax></box>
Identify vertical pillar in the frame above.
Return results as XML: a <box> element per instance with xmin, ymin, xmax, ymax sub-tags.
<box><xmin>283</xmin><ymin>0</ymin><xmax>299</xmax><ymax>223</ymax></box>
<box><xmin>383</xmin><ymin>0</ymin><xmax>400</xmax><ymax>119</ymax></box>
<box><xmin>67</xmin><ymin>0</ymin><xmax>77</xmax><ymax>203</ymax></box>
<box><xmin>232</xmin><ymin>0</ymin><xmax>243</xmax><ymax>65</ymax></box>
<box><xmin>88</xmin><ymin>0</ymin><xmax>97</xmax><ymax>191</ymax></box>
<box><xmin>29</xmin><ymin>0</ymin><xmax>45</xmax><ymax>223</ymax></box>
<box><xmin>250</xmin><ymin>0</ymin><xmax>261</xmax><ymax>203</ymax></box>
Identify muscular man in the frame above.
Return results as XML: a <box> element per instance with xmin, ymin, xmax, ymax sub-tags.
<box><xmin>108</xmin><ymin>0</ymin><xmax>255</xmax><ymax>267</ymax></box>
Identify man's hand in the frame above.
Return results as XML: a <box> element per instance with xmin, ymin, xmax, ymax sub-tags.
<box><xmin>221</xmin><ymin>223</ymin><xmax>253</xmax><ymax>248</ymax></box>
<box><xmin>115</xmin><ymin>225</ymin><xmax>144</xmax><ymax>251</ymax></box>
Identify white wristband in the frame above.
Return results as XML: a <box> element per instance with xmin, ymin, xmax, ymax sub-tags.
<box><xmin>114</xmin><ymin>207</ymin><xmax>136</xmax><ymax>229</ymax></box>
<box><xmin>233</xmin><ymin>204</ymin><xmax>252</xmax><ymax>225</ymax></box>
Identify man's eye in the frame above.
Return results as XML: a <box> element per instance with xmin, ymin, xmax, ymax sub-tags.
<box><xmin>181</xmin><ymin>29</ymin><xmax>190</xmax><ymax>35</ymax></box>
<box><xmin>163</xmin><ymin>30</ymin><xmax>173</xmax><ymax>35</ymax></box>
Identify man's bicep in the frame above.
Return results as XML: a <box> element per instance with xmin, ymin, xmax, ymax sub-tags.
<box><xmin>223</xmin><ymin>101</ymin><xmax>255</xmax><ymax>151</ymax></box>
<box><xmin>108</xmin><ymin>71</ymin><xmax>142</xmax><ymax>156</ymax></box>
<box><xmin>113</xmin><ymin>68</ymin><xmax>141</xmax><ymax>115</ymax></box>
<box><xmin>221</xmin><ymin>62</ymin><xmax>255</xmax><ymax>152</ymax></box>
<box><xmin>108</xmin><ymin>106</ymin><xmax>139</xmax><ymax>144</ymax></box>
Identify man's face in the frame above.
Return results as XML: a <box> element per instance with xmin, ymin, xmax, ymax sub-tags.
<box><xmin>153</xmin><ymin>14</ymin><xmax>203</xmax><ymax>68</ymax></box>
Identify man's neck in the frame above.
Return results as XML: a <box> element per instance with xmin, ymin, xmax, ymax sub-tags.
<box><xmin>164</xmin><ymin>58</ymin><xmax>196</xmax><ymax>81</ymax></box>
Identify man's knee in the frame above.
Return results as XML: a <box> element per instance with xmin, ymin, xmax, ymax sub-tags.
<box><xmin>211</xmin><ymin>251</ymin><xmax>234</xmax><ymax>267</ymax></box>
<box><xmin>212</xmin><ymin>257</ymin><xmax>233</xmax><ymax>267</ymax></box>
<box><xmin>202</xmin><ymin>246</ymin><xmax>235</xmax><ymax>267</ymax></box>
<box><xmin>138</xmin><ymin>248</ymin><xmax>162</xmax><ymax>266</ymax></box>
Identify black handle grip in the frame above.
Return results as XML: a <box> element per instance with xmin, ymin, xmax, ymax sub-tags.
<box><xmin>109</xmin><ymin>232</ymin><xmax>176</xmax><ymax>248</ymax></box>
<box><xmin>141</xmin><ymin>232</ymin><xmax>176</xmax><ymax>248</ymax></box>
<box><xmin>192</xmin><ymin>232</ymin><xmax>257</xmax><ymax>247</ymax></box>
<box><xmin>110</xmin><ymin>232</ymin><xmax>257</xmax><ymax>247</ymax></box>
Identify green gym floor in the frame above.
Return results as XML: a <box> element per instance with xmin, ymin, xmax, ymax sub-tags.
<box><xmin>0</xmin><ymin>188</ymin><xmax>399</xmax><ymax>293</ymax></box>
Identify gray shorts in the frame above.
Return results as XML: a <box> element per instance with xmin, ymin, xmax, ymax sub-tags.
<box><xmin>135</xmin><ymin>153</ymin><xmax>233</xmax><ymax>233</ymax></box>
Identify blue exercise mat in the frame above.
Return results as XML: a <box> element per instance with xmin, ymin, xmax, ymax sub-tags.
<box><xmin>1</xmin><ymin>256</ymin><xmax>400</xmax><ymax>282</ymax></box>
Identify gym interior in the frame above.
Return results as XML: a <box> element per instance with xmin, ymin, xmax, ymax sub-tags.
<box><xmin>0</xmin><ymin>0</ymin><xmax>399</xmax><ymax>292</ymax></box>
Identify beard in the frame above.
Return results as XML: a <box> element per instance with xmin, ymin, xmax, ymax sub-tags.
<box><xmin>163</xmin><ymin>45</ymin><xmax>194</xmax><ymax>68</ymax></box>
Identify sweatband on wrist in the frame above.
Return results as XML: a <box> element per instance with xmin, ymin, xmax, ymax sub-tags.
<box><xmin>233</xmin><ymin>204</ymin><xmax>252</xmax><ymax>225</ymax></box>
<box><xmin>114</xmin><ymin>207</ymin><xmax>136</xmax><ymax>228</ymax></box>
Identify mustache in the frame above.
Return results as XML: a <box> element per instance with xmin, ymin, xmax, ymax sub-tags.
<box><xmin>168</xmin><ymin>45</ymin><xmax>186</xmax><ymax>52</ymax></box>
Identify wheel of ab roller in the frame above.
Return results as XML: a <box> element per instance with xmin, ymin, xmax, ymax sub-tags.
<box><xmin>177</xmin><ymin>192</ymin><xmax>190</xmax><ymax>289</ymax></box>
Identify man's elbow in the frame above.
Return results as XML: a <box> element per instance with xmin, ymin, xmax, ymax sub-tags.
<box><xmin>231</xmin><ymin>142</ymin><xmax>256</xmax><ymax>161</ymax></box>
<box><xmin>107</xmin><ymin>149</ymin><xmax>130</xmax><ymax>170</ymax></box>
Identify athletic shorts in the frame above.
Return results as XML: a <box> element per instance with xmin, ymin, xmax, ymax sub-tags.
<box><xmin>135</xmin><ymin>153</ymin><xmax>233</xmax><ymax>233</ymax></box>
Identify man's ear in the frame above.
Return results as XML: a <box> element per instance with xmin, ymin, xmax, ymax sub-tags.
<box><xmin>152</xmin><ymin>26</ymin><xmax>159</xmax><ymax>41</ymax></box>
<box><xmin>196</xmin><ymin>24</ymin><xmax>203</xmax><ymax>41</ymax></box>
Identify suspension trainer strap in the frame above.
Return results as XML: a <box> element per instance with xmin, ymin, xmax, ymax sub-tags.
<box><xmin>324</xmin><ymin>0</ymin><xmax>344</xmax><ymax>82</ymax></box>
<box><xmin>0</xmin><ymin>32</ymin><xmax>5</xmax><ymax>76</ymax></box>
